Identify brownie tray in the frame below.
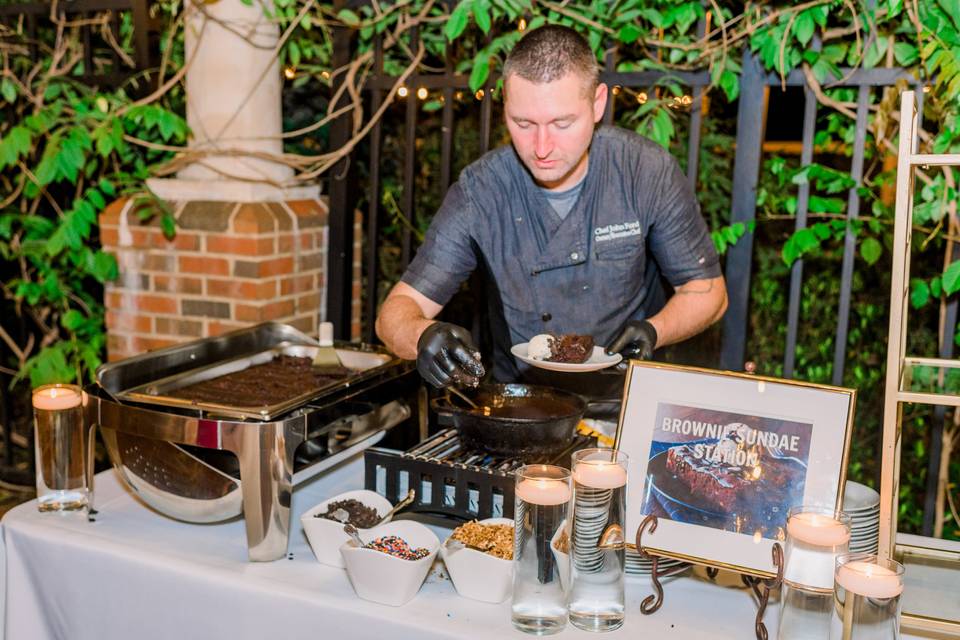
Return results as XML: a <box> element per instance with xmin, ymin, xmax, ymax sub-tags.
<box><xmin>101</xmin><ymin>323</ymin><xmax>398</xmax><ymax>421</ymax></box>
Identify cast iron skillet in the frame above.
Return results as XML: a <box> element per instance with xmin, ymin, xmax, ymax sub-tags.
<box><xmin>430</xmin><ymin>383</ymin><xmax>587</xmax><ymax>459</ymax></box>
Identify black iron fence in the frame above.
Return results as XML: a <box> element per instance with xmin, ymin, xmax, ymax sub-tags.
<box><xmin>0</xmin><ymin>0</ymin><xmax>156</xmax><ymax>88</ymax></box>
<box><xmin>325</xmin><ymin>27</ymin><xmax>918</xmax><ymax>376</ymax></box>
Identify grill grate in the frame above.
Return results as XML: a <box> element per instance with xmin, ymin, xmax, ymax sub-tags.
<box><xmin>364</xmin><ymin>428</ymin><xmax>594</xmax><ymax>525</ymax></box>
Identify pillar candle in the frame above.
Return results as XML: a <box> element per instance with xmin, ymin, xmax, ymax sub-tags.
<box><xmin>32</xmin><ymin>386</ymin><xmax>82</xmax><ymax>411</ymax></box>
<box><xmin>835</xmin><ymin>561</ymin><xmax>903</xmax><ymax>599</ymax></box>
<box><xmin>573</xmin><ymin>461</ymin><xmax>627</xmax><ymax>489</ymax></box>
<box><xmin>516</xmin><ymin>478</ymin><xmax>571</xmax><ymax>506</ymax></box>
<box><xmin>783</xmin><ymin>511</ymin><xmax>850</xmax><ymax>589</ymax></box>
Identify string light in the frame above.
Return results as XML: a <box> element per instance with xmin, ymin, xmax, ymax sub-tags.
<box><xmin>455</xmin><ymin>91</ymin><xmax>463</xmax><ymax>100</ymax></box>
<box><xmin>320</xmin><ymin>70</ymin><xmax>331</xmax><ymax>80</ymax></box>
<box><xmin>636</xmin><ymin>92</ymin><xmax>647</xmax><ymax>104</ymax></box>
<box><xmin>416</xmin><ymin>87</ymin><xmax>428</xmax><ymax>100</ymax></box>
<box><xmin>518</xmin><ymin>18</ymin><xmax>527</xmax><ymax>31</ymax></box>
<box><xmin>398</xmin><ymin>86</ymin><xmax>409</xmax><ymax>98</ymax></box>
<box><xmin>283</xmin><ymin>67</ymin><xmax>296</xmax><ymax>80</ymax></box>
<box><xmin>681</xmin><ymin>94</ymin><xmax>692</xmax><ymax>106</ymax></box>
<box><xmin>923</xmin><ymin>85</ymin><xmax>931</xmax><ymax>93</ymax></box>
<box><xmin>612</xmin><ymin>85</ymin><xmax>622</xmax><ymax>96</ymax></box>
<box><xmin>475</xmin><ymin>89</ymin><xmax>485</xmax><ymax>100</ymax></box>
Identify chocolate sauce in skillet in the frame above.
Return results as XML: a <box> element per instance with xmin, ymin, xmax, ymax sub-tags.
<box><xmin>455</xmin><ymin>392</ymin><xmax>578</xmax><ymax>421</ymax></box>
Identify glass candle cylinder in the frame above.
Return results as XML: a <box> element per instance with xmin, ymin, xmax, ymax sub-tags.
<box><xmin>512</xmin><ymin>464</ymin><xmax>572</xmax><ymax>636</ymax></box>
<box><xmin>32</xmin><ymin>384</ymin><xmax>91</xmax><ymax>512</ymax></box>
<box><xmin>779</xmin><ymin>507</ymin><xmax>851</xmax><ymax>640</ymax></box>
<box><xmin>830</xmin><ymin>553</ymin><xmax>904</xmax><ymax>640</ymax></box>
<box><xmin>567</xmin><ymin>448</ymin><xmax>628</xmax><ymax>633</ymax></box>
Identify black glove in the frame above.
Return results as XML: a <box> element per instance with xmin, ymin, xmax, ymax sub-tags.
<box><xmin>606</xmin><ymin>319</ymin><xmax>658</xmax><ymax>361</ymax></box>
<box><xmin>416</xmin><ymin>322</ymin><xmax>485</xmax><ymax>389</ymax></box>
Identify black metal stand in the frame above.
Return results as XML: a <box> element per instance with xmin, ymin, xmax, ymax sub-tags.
<box><xmin>634</xmin><ymin>514</ymin><xmax>692</xmax><ymax>614</ymax></box>
<box><xmin>741</xmin><ymin>544</ymin><xmax>784</xmax><ymax>640</ymax></box>
<box><xmin>634</xmin><ymin>514</ymin><xmax>784</xmax><ymax>640</ymax></box>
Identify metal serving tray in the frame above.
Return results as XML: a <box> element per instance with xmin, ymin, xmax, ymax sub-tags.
<box><xmin>98</xmin><ymin>322</ymin><xmax>396</xmax><ymax>421</ymax></box>
<box><xmin>90</xmin><ymin>322</ymin><xmax>418</xmax><ymax>561</ymax></box>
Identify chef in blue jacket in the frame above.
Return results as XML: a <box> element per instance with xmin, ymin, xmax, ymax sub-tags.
<box><xmin>376</xmin><ymin>25</ymin><xmax>727</xmax><ymax>388</ymax></box>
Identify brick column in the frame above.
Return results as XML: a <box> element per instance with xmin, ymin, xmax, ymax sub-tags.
<box><xmin>100</xmin><ymin>197</ymin><xmax>361</xmax><ymax>361</ymax></box>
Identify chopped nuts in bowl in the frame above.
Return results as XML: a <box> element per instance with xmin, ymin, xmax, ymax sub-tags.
<box><xmin>550</xmin><ymin>519</ymin><xmax>571</xmax><ymax>591</ymax></box>
<box><xmin>450</xmin><ymin>520</ymin><xmax>514</xmax><ymax>559</ymax></box>
<box><xmin>441</xmin><ymin>517</ymin><xmax>515</xmax><ymax>603</ymax></box>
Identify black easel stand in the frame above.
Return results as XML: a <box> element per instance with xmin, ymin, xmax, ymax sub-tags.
<box><xmin>634</xmin><ymin>514</ymin><xmax>784</xmax><ymax>640</ymax></box>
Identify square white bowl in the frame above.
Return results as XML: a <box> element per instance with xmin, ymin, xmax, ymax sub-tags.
<box><xmin>550</xmin><ymin>519</ymin><xmax>571</xmax><ymax>591</ymax></box>
<box><xmin>301</xmin><ymin>489</ymin><xmax>394</xmax><ymax>568</ymax></box>
<box><xmin>340</xmin><ymin>520</ymin><xmax>440</xmax><ymax>607</ymax></box>
<box><xmin>440</xmin><ymin>518</ymin><xmax>515</xmax><ymax>603</ymax></box>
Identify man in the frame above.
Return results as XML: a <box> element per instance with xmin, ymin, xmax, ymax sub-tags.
<box><xmin>376</xmin><ymin>25</ymin><xmax>727</xmax><ymax>388</ymax></box>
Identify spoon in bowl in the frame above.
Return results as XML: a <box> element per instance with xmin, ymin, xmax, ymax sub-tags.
<box><xmin>444</xmin><ymin>535</ymin><xmax>489</xmax><ymax>554</ymax></box>
<box><xmin>343</xmin><ymin>523</ymin><xmax>366</xmax><ymax>548</ymax></box>
<box><xmin>373</xmin><ymin>488</ymin><xmax>416</xmax><ymax>527</ymax></box>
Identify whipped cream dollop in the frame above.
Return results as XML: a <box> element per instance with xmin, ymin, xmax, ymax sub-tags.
<box><xmin>527</xmin><ymin>334</ymin><xmax>554</xmax><ymax>360</ymax></box>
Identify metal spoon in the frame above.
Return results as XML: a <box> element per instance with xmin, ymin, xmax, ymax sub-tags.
<box><xmin>329</xmin><ymin>507</ymin><xmax>350</xmax><ymax>523</ymax></box>
<box><xmin>343</xmin><ymin>523</ymin><xmax>366</xmax><ymax>548</ymax></box>
<box><xmin>444</xmin><ymin>536</ymin><xmax>487</xmax><ymax>554</ymax></box>
<box><xmin>448</xmin><ymin>386</ymin><xmax>479</xmax><ymax>410</ymax></box>
<box><xmin>597</xmin><ymin>524</ymin><xmax>624</xmax><ymax>550</ymax></box>
<box><xmin>374</xmin><ymin>488</ymin><xmax>416</xmax><ymax>527</ymax></box>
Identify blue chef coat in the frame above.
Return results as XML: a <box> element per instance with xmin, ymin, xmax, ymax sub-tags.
<box><xmin>401</xmin><ymin>126</ymin><xmax>721</xmax><ymax>382</ymax></box>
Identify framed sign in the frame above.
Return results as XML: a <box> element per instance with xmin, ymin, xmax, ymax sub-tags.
<box><xmin>616</xmin><ymin>361</ymin><xmax>856</xmax><ymax>577</ymax></box>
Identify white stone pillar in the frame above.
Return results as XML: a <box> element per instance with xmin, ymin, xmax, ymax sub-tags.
<box><xmin>149</xmin><ymin>0</ymin><xmax>317</xmax><ymax>202</ymax></box>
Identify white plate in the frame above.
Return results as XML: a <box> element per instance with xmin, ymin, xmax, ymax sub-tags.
<box><xmin>511</xmin><ymin>343</ymin><xmax>622</xmax><ymax>372</ymax></box>
<box><xmin>851</xmin><ymin>531</ymin><xmax>880</xmax><ymax>540</ymax></box>
<box><xmin>843</xmin><ymin>481</ymin><xmax>881</xmax><ymax>512</ymax></box>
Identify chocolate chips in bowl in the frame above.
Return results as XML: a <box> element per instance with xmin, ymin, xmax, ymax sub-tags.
<box><xmin>300</xmin><ymin>489</ymin><xmax>394</xmax><ymax>568</ymax></box>
<box><xmin>316</xmin><ymin>498</ymin><xmax>380</xmax><ymax>529</ymax></box>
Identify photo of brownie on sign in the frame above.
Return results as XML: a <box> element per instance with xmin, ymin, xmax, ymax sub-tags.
<box><xmin>640</xmin><ymin>402</ymin><xmax>812</xmax><ymax>540</ymax></box>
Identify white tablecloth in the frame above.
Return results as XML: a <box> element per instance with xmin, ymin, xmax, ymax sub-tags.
<box><xmin>0</xmin><ymin>456</ymin><xmax>926</xmax><ymax>640</ymax></box>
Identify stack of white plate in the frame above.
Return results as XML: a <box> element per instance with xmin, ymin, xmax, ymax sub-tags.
<box><xmin>843</xmin><ymin>480</ymin><xmax>880</xmax><ymax>554</ymax></box>
<box><xmin>624</xmin><ymin>547</ymin><xmax>686</xmax><ymax>576</ymax></box>
<box><xmin>571</xmin><ymin>486</ymin><xmax>613</xmax><ymax>573</ymax></box>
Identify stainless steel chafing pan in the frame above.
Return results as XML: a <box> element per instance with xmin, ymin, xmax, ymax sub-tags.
<box><xmin>98</xmin><ymin>323</ymin><xmax>394</xmax><ymax>420</ymax></box>
<box><xmin>87</xmin><ymin>322</ymin><xmax>418</xmax><ymax>561</ymax></box>
<box><xmin>117</xmin><ymin>344</ymin><xmax>392</xmax><ymax>420</ymax></box>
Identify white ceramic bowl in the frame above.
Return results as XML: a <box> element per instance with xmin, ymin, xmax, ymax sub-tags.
<box><xmin>550</xmin><ymin>519</ymin><xmax>571</xmax><ymax>591</ymax></box>
<box><xmin>301</xmin><ymin>489</ymin><xmax>393</xmax><ymax>568</ymax></box>
<box><xmin>440</xmin><ymin>518</ymin><xmax>515</xmax><ymax>603</ymax></box>
<box><xmin>340</xmin><ymin>520</ymin><xmax>440</xmax><ymax>606</ymax></box>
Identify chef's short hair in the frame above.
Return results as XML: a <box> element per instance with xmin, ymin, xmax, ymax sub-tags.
<box><xmin>502</xmin><ymin>24</ymin><xmax>599</xmax><ymax>98</ymax></box>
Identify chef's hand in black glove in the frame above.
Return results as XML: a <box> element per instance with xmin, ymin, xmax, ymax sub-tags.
<box><xmin>416</xmin><ymin>322</ymin><xmax>485</xmax><ymax>389</ymax></box>
<box><xmin>606</xmin><ymin>319</ymin><xmax>658</xmax><ymax>361</ymax></box>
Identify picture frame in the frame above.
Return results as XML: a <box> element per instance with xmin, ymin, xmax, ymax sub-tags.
<box><xmin>616</xmin><ymin>361</ymin><xmax>856</xmax><ymax>578</ymax></box>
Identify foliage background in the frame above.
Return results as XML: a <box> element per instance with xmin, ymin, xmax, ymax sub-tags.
<box><xmin>2</xmin><ymin>0</ymin><xmax>960</xmax><ymax>535</ymax></box>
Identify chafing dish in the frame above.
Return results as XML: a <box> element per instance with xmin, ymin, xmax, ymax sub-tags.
<box><xmin>86</xmin><ymin>322</ymin><xmax>419</xmax><ymax>561</ymax></box>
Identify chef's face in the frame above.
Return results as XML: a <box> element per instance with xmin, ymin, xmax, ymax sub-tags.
<box><xmin>504</xmin><ymin>71</ymin><xmax>607</xmax><ymax>191</ymax></box>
